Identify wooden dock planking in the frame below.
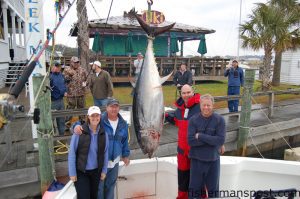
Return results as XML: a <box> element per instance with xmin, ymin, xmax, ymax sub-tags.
<box><xmin>16</xmin><ymin>142</ymin><xmax>27</xmax><ymax>168</ymax></box>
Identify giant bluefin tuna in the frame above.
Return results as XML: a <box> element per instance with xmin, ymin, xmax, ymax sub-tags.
<box><xmin>132</xmin><ymin>13</ymin><xmax>175</xmax><ymax>158</ymax></box>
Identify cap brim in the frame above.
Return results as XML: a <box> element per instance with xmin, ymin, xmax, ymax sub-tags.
<box><xmin>107</xmin><ymin>102</ymin><xmax>119</xmax><ymax>106</ymax></box>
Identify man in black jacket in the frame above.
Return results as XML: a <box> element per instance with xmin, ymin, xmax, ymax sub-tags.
<box><xmin>173</xmin><ymin>63</ymin><xmax>193</xmax><ymax>94</ymax></box>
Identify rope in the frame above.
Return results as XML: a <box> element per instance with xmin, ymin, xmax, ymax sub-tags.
<box><xmin>54</xmin><ymin>140</ymin><xmax>69</xmax><ymax>155</ymax></box>
<box><xmin>251</xmin><ymin>96</ymin><xmax>295</xmax><ymax>152</ymax></box>
<box><xmin>248</xmin><ymin>128</ymin><xmax>265</xmax><ymax>159</ymax></box>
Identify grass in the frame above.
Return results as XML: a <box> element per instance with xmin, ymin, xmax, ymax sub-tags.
<box><xmin>85</xmin><ymin>80</ymin><xmax>300</xmax><ymax>109</ymax></box>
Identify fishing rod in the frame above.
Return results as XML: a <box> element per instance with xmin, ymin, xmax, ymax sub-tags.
<box><xmin>9</xmin><ymin>0</ymin><xmax>76</xmax><ymax>98</ymax></box>
<box><xmin>0</xmin><ymin>0</ymin><xmax>76</xmax><ymax>129</ymax></box>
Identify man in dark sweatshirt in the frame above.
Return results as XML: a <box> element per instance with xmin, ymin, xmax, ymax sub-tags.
<box><xmin>88</xmin><ymin>61</ymin><xmax>113</xmax><ymax>107</ymax></box>
<box><xmin>187</xmin><ymin>94</ymin><xmax>226</xmax><ymax>198</ymax></box>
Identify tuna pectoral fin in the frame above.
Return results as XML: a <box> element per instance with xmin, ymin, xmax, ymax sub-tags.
<box><xmin>160</xmin><ymin>71</ymin><xmax>173</xmax><ymax>85</ymax></box>
<box><xmin>129</xmin><ymin>78</ymin><xmax>136</xmax><ymax>88</ymax></box>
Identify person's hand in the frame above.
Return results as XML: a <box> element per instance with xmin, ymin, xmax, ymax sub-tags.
<box><xmin>82</xmin><ymin>81</ymin><xmax>87</xmax><ymax>87</ymax></box>
<box><xmin>100</xmin><ymin>173</ymin><xmax>106</xmax><ymax>181</ymax></box>
<box><xmin>64</xmin><ymin>92</ymin><xmax>68</xmax><ymax>97</ymax></box>
<box><xmin>70</xmin><ymin>176</ymin><xmax>77</xmax><ymax>182</ymax></box>
<box><xmin>74</xmin><ymin>125</ymin><xmax>83</xmax><ymax>135</ymax></box>
<box><xmin>219</xmin><ymin>145</ymin><xmax>225</xmax><ymax>155</ymax></box>
<box><xmin>195</xmin><ymin>133</ymin><xmax>199</xmax><ymax>139</ymax></box>
<box><xmin>122</xmin><ymin>157</ymin><xmax>130</xmax><ymax>166</ymax></box>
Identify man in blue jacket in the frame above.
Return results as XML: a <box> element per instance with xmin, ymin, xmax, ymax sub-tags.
<box><xmin>73</xmin><ymin>98</ymin><xmax>130</xmax><ymax>199</ymax></box>
<box><xmin>224</xmin><ymin>60</ymin><xmax>244</xmax><ymax>113</ymax></box>
<box><xmin>50</xmin><ymin>62</ymin><xmax>67</xmax><ymax>136</ymax></box>
<box><xmin>188</xmin><ymin>94</ymin><xmax>226</xmax><ymax>198</ymax></box>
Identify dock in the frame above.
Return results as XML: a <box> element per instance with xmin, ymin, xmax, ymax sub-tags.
<box><xmin>0</xmin><ymin>88</ymin><xmax>300</xmax><ymax>198</ymax></box>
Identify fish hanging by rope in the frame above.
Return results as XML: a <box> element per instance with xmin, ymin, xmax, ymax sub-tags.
<box><xmin>132</xmin><ymin>10</ymin><xmax>175</xmax><ymax>158</ymax></box>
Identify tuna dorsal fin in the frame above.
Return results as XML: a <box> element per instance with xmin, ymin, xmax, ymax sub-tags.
<box><xmin>133</xmin><ymin>10</ymin><xmax>175</xmax><ymax>37</ymax></box>
<box><xmin>160</xmin><ymin>71</ymin><xmax>173</xmax><ymax>85</ymax></box>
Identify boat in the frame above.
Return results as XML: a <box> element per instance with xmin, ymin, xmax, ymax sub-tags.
<box><xmin>55</xmin><ymin>156</ymin><xmax>300</xmax><ymax>199</ymax></box>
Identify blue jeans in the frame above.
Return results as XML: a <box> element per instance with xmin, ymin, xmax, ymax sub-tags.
<box><xmin>98</xmin><ymin>163</ymin><xmax>119</xmax><ymax>199</ymax></box>
<box><xmin>94</xmin><ymin>98</ymin><xmax>109</xmax><ymax>107</ymax></box>
<box><xmin>227</xmin><ymin>86</ymin><xmax>240</xmax><ymax>112</ymax></box>
<box><xmin>51</xmin><ymin>99</ymin><xmax>65</xmax><ymax>135</ymax></box>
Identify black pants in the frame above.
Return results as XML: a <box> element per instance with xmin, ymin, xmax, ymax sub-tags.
<box><xmin>74</xmin><ymin>169</ymin><xmax>100</xmax><ymax>199</ymax></box>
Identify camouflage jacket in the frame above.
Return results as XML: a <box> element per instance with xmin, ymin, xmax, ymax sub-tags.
<box><xmin>63</xmin><ymin>66</ymin><xmax>88</xmax><ymax>97</ymax></box>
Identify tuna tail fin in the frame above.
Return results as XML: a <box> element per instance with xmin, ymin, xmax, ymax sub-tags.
<box><xmin>160</xmin><ymin>71</ymin><xmax>173</xmax><ymax>85</ymax></box>
<box><xmin>133</xmin><ymin>9</ymin><xmax>175</xmax><ymax>37</ymax></box>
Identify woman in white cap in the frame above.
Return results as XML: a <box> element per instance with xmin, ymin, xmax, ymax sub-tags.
<box><xmin>68</xmin><ymin>106</ymin><xmax>108</xmax><ymax>199</ymax></box>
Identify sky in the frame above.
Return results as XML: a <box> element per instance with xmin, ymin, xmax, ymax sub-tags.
<box><xmin>43</xmin><ymin>0</ymin><xmax>268</xmax><ymax>57</ymax></box>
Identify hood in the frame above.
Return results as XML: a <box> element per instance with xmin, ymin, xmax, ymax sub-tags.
<box><xmin>175</xmin><ymin>93</ymin><xmax>201</xmax><ymax>110</ymax></box>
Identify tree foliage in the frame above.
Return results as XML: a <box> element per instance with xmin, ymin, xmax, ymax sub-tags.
<box><xmin>240</xmin><ymin>1</ymin><xmax>300</xmax><ymax>90</ymax></box>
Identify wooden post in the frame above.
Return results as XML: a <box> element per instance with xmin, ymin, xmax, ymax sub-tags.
<box><xmin>33</xmin><ymin>75</ymin><xmax>55</xmax><ymax>194</ymax></box>
<box><xmin>180</xmin><ymin>40</ymin><xmax>183</xmax><ymax>57</ymax></box>
<box><xmin>112</xmin><ymin>58</ymin><xmax>116</xmax><ymax>77</ymax></box>
<box><xmin>200</xmin><ymin>56</ymin><xmax>204</xmax><ymax>75</ymax></box>
<box><xmin>212</xmin><ymin>59</ymin><xmax>216</xmax><ymax>76</ymax></box>
<box><xmin>129</xmin><ymin>57</ymin><xmax>132</xmax><ymax>77</ymax></box>
<box><xmin>174</xmin><ymin>57</ymin><xmax>177</xmax><ymax>72</ymax></box>
<box><xmin>268</xmin><ymin>92</ymin><xmax>274</xmax><ymax>118</ymax></box>
<box><xmin>237</xmin><ymin>69</ymin><xmax>255</xmax><ymax>156</ymax></box>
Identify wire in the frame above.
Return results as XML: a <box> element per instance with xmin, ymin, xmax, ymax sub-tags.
<box><xmin>104</xmin><ymin>0</ymin><xmax>114</xmax><ymax>29</ymax></box>
<box><xmin>88</xmin><ymin>0</ymin><xmax>101</xmax><ymax>18</ymax></box>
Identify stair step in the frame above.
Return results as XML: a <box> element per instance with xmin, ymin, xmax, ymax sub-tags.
<box><xmin>7</xmin><ymin>70</ymin><xmax>24</xmax><ymax>72</ymax></box>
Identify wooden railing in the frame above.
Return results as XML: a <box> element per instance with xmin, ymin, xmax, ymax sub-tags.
<box><xmin>60</xmin><ymin>56</ymin><xmax>230</xmax><ymax>78</ymax></box>
<box><xmin>46</xmin><ymin>88</ymin><xmax>300</xmax><ymax>119</ymax></box>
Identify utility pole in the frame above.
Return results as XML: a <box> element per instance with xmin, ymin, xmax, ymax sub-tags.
<box><xmin>33</xmin><ymin>75</ymin><xmax>55</xmax><ymax>194</ymax></box>
<box><xmin>237</xmin><ymin>69</ymin><xmax>255</xmax><ymax>156</ymax></box>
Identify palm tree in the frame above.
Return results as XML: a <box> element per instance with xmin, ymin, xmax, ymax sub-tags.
<box><xmin>240</xmin><ymin>3</ymin><xmax>279</xmax><ymax>90</ymax></box>
<box><xmin>269</xmin><ymin>0</ymin><xmax>300</xmax><ymax>86</ymax></box>
<box><xmin>76</xmin><ymin>0</ymin><xmax>89</xmax><ymax>70</ymax></box>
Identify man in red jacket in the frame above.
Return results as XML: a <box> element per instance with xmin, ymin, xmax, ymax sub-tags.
<box><xmin>165</xmin><ymin>84</ymin><xmax>200</xmax><ymax>199</ymax></box>
<box><xmin>166</xmin><ymin>84</ymin><xmax>224</xmax><ymax>199</ymax></box>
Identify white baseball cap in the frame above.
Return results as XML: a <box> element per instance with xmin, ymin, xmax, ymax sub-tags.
<box><xmin>87</xmin><ymin>106</ymin><xmax>101</xmax><ymax>116</ymax></box>
<box><xmin>90</xmin><ymin>61</ymin><xmax>101</xmax><ymax>67</ymax></box>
